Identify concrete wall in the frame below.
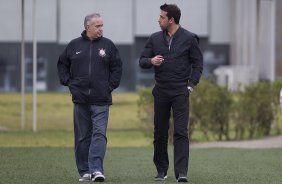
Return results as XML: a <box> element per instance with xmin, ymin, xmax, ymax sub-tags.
<box><xmin>0</xmin><ymin>0</ymin><xmax>213</xmax><ymax>43</ymax></box>
<box><xmin>0</xmin><ymin>0</ymin><xmax>57</xmax><ymax>42</ymax></box>
<box><xmin>276</xmin><ymin>0</ymin><xmax>282</xmax><ymax>79</ymax></box>
<box><xmin>257</xmin><ymin>0</ymin><xmax>276</xmax><ymax>81</ymax></box>
<box><xmin>209</xmin><ymin>0</ymin><xmax>231</xmax><ymax>44</ymax></box>
<box><xmin>0</xmin><ymin>0</ymin><xmax>280</xmax><ymax>91</ymax></box>
<box><xmin>0</xmin><ymin>0</ymin><xmax>21</xmax><ymax>41</ymax></box>
<box><xmin>135</xmin><ymin>0</ymin><xmax>208</xmax><ymax>37</ymax></box>
<box><xmin>230</xmin><ymin>0</ymin><xmax>257</xmax><ymax>67</ymax></box>
<box><xmin>59</xmin><ymin>0</ymin><xmax>133</xmax><ymax>44</ymax></box>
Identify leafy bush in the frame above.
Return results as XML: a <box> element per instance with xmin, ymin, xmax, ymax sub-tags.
<box><xmin>231</xmin><ymin>81</ymin><xmax>281</xmax><ymax>139</ymax></box>
<box><xmin>137</xmin><ymin>80</ymin><xmax>282</xmax><ymax>142</ymax></box>
<box><xmin>190</xmin><ymin>79</ymin><xmax>232</xmax><ymax>140</ymax></box>
<box><xmin>271</xmin><ymin>80</ymin><xmax>282</xmax><ymax>134</ymax></box>
<box><xmin>137</xmin><ymin>87</ymin><xmax>154</xmax><ymax>131</ymax></box>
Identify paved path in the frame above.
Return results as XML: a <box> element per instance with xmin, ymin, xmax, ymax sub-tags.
<box><xmin>191</xmin><ymin>135</ymin><xmax>282</xmax><ymax>149</ymax></box>
<box><xmin>0</xmin><ymin>127</ymin><xmax>8</xmax><ymax>131</ymax></box>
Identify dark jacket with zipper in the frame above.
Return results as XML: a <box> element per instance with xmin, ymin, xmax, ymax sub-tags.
<box><xmin>57</xmin><ymin>31</ymin><xmax>122</xmax><ymax>105</ymax></box>
<box><xmin>139</xmin><ymin>26</ymin><xmax>203</xmax><ymax>88</ymax></box>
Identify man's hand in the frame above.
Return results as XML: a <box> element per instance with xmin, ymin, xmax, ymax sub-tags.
<box><xmin>151</xmin><ymin>55</ymin><xmax>164</xmax><ymax>66</ymax></box>
<box><xmin>187</xmin><ymin>86</ymin><xmax>193</xmax><ymax>93</ymax></box>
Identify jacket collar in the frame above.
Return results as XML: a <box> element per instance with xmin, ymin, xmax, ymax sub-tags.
<box><xmin>81</xmin><ymin>30</ymin><xmax>102</xmax><ymax>41</ymax></box>
<box><xmin>163</xmin><ymin>25</ymin><xmax>182</xmax><ymax>40</ymax></box>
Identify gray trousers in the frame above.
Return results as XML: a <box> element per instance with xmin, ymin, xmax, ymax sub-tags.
<box><xmin>73</xmin><ymin>103</ymin><xmax>109</xmax><ymax>176</ymax></box>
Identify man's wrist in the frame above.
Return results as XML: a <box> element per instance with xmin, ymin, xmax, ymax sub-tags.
<box><xmin>148</xmin><ymin>58</ymin><xmax>152</xmax><ymax>64</ymax></box>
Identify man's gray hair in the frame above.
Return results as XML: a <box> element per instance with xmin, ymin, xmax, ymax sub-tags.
<box><xmin>84</xmin><ymin>13</ymin><xmax>101</xmax><ymax>28</ymax></box>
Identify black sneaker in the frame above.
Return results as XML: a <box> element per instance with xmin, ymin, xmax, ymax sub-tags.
<box><xmin>177</xmin><ymin>173</ymin><xmax>188</xmax><ymax>182</ymax></box>
<box><xmin>92</xmin><ymin>171</ymin><xmax>105</xmax><ymax>182</ymax></box>
<box><xmin>154</xmin><ymin>172</ymin><xmax>167</xmax><ymax>181</ymax></box>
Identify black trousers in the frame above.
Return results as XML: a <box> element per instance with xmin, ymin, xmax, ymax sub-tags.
<box><xmin>152</xmin><ymin>85</ymin><xmax>189</xmax><ymax>179</ymax></box>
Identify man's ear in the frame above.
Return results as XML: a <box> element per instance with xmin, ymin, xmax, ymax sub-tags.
<box><xmin>169</xmin><ymin>18</ymin><xmax>174</xmax><ymax>24</ymax></box>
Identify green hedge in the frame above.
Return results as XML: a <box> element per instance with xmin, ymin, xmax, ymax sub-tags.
<box><xmin>190</xmin><ymin>79</ymin><xmax>232</xmax><ymax>140</ymax></box>
<box><xmin>137</xmin><ymin>79</ymin><xmax>282</xmax><ymax>141</ymax></box>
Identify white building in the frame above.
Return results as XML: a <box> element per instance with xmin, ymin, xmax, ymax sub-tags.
<box><xmin>0</xmin><ymin>0</ymin><xmax>281</xmax><ymax>91</ymax></box>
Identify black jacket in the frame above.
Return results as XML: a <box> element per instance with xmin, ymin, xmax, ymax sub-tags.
<box><xmin>139</xmin><ymin>27</ymin><xmax>203</xmax><ymax>88</ymax></box>
<box><xmin>57</xmin><ymin>31</ymin><xmax>122</xmax><ymax>105</ymax></box>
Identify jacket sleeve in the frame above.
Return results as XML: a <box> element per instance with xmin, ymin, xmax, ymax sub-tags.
<box><xmin>188</xmin><ymin>36</ymin><xmax>203</xmax><ymax>88</ymax></box>
<box><xmin>109</xmin><ymin>43</ymin><xmax>122</xmax><ymax>92</ymax></box>
<box><xmin>139</xmin><ymin>36</ymin><xmax>154</xmax><ymax>69</ymax></box>
<box><xmin>57</xmin><ymin>46</ymin><xmax>71</xmax><ymax>86</ymax></box>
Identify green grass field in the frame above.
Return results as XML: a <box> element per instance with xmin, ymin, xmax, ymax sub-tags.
<box><xmin>0</xmin><ymin>130</ymin><xmax>151</xmax><ymax>147</ymax></box>
<box><xmin>0</xmin><ymin>92</ymin><xmax>152</xmax><ymax>148</ymax></box>
<box><xmin>1</xmin><ymin>93</ymin><xmax>282</xmax><ymax>183</ymax></box>
<box><xmin>0</xmin><ymin>147</ymin><xmax>281</xmax><ymax>184</ymax></box>
<box><xmin>0</xmin><ymin>92</ymin><xmax>140</xmax><ymax>131</ymax></box>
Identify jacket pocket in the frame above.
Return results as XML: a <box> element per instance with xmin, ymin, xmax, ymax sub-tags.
<box><xmin>91</xmin><ymin>80</ymin><xmax>109</xmax><ymax>101</ymax></box>
<box><xmin>68</xmin><ymin>77</ymin><xmax>89</xmax><ymax>102</ymax></box>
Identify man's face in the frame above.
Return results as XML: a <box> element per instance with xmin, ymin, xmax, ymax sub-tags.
<box><xmin>86</xmin><ymin>17</ymin><xmax>103</xmax><ymax>39</ymax></box>
<box><xmin>158</xmin><ymin>10</ymin><xmax>170</xmax><ymax>31</ymax></box>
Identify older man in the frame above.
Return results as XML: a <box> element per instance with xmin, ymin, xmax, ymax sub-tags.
<box><xmin>57</xmin><ymin>13</ymin><xmax>122</xmax><ymax>182</ymax></box>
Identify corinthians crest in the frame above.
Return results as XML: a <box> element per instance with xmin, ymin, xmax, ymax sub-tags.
<box><xmin>98</xmin><ymin>48</ymin><xmax>106</xmax><ymax>57</ymax></box>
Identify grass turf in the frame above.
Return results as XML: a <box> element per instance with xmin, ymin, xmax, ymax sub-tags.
<box><xmin>0</xmin><ymin>130</ymin><xmax>152</xmax><ymax>147</ymax></box>
<box><xmin>1</xmin><ymin>93</ymin><xmax>282</xmax><ymax>183</ymax></box>
<box><xmin>0</xmin><ymin>92</ymin><xmax>140</xmax><ymax>131</ymax></box>
<box><xmin>1</xmin><ymin>92</ymin><xmax>282</xmax><ymax>142</ymax></box>
<box><xmin>0</xmin><ymin>147</ymin><xmax>281</xmax><ymax>184</ymax></box>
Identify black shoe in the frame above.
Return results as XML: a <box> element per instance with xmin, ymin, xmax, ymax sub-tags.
<box><xmin>177</xmin><ymin>173</ymin><xmax>188</xmax><ymax>182</ymax></box>
<box><xmin>154</xmin><ymin>172</ymin><xmax>168</xmax><ymax>181</ymax></box>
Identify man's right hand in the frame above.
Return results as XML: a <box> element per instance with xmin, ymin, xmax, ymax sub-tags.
<box><xmin>150</xmin><ymin>55</ymin><xmax>164</xmax><ymax>66</ymax></box>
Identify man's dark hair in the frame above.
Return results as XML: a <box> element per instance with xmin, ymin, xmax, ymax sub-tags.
<box><xmin>160</xmin><ymin>3</ymin><xmax>181</xmax><ymax>24</ymax></box>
